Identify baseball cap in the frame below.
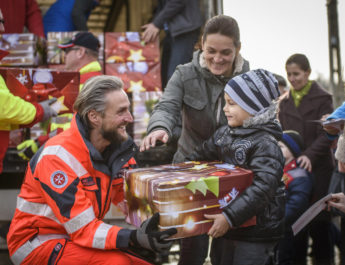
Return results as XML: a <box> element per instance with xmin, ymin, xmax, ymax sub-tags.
<box><xmin>58</xmin><ymin>32</ymin><xmax>100</xmax><ymax>52</ymax></box>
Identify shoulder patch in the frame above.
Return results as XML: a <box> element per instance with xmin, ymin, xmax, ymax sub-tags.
<box><xmin>50</xmin><ymin>170</ymin><xmax>68</xmax><ymax>189</ymax></box>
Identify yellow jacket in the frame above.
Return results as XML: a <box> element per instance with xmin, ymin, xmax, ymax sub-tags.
<box><xmin>0</xmin><ymin>75</ymin><xmax>37</xmax><ymax>131</ymax></box>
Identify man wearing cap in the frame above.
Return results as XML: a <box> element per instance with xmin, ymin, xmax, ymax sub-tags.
<box><xmin>17</xmin><ymin>32</ymin><xmax>103</xmax><ymax>160</ymax></box>
<box><xmin>59</xmin><ymin>31</ymin><xmax>102</xmax><ymax>87</ymax></box>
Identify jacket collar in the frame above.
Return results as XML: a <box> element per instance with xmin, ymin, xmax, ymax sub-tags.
<box><xmin>73</xmin><ymin>114</ymin><xmax>137</xmax><ymax>177</ymax></box>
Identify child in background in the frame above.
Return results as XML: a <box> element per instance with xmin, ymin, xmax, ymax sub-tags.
<box><xmin>276</xmin><ymin>130</ymin><xmax>313</xmax><ymax>265</ymax></box>
<box><xmin>188</xmin><ymin>69</ymin><xmax>285</xmax><ymax>265</ymax></box>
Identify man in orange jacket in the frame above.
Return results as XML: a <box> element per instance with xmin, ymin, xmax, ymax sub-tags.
<box><xmin>7</xmin><ymin>75</ymin><xmax>176</xmax><ymax>265</ymax></box>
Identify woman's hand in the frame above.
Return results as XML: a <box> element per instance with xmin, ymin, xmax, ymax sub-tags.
<box><xmin>327</xmin><ymin>193</ymin><xmax>345</xmax><ymax>213</ymax></box>
<box><xmin>204</xmin><ymin>213</ymin><xmax>230</xmax><ymax>238</ymax></box>
<box><xmin>297</xmin><ymin>155</ymin><xmax>312</xmax><ymax>172</ymax></box>
<box><xmin>140</xmin><ymin>130</ymin><xmax>169</xmax><ymax>152</ymax></box>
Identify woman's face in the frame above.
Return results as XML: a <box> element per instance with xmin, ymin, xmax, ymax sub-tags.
<box><xmin>202</xmin><ymin>33</ymin><xmax>240</xmax><ymax>77</ymax></box>
<box><xmin>286</xmin><ymin>63</ymin><xmax>310</xmax><ymax>91</ymax></box>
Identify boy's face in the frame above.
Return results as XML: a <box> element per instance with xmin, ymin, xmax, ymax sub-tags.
<box><xmin>278</xmin><ymin>141</ymin><xmax>294</xmax><ymax>165</ymax></box>
<box><xmin>223</xmin><ymin>93</ymin><xmax>252</xmax><ymax>127</ymax></box>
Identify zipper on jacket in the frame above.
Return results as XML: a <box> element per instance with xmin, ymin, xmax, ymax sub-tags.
<box><xmin>216</xmin><ymin>97</ymin><xmax>222</xmax><ymax>126</ymax></box>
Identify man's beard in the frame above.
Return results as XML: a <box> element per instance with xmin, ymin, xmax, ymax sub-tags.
<box><xmin>101</xmin><ymin>124</ymin><xmax>128</xmax><ymax>147</ymax></box>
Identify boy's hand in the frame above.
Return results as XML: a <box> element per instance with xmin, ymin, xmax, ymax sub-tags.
<box><xmin>204</xmin><ymin>213</ymin><xmax>230</xmax><ymax>238</ymax></box>
<box><xmin>297</xmin><ymin>155</ymin><xmax>312</xmax><ymax>172</ymax></box>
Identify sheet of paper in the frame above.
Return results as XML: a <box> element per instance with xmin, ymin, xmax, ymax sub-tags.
<box><xmin>292</xmin><ymin>194</ymin><xmax>332</xmax><ymax>236</ymax></box>
<box><xmin>323</xmin><ymin>118</ymin><xmax>345</xmax><ymax>132</ymax></box>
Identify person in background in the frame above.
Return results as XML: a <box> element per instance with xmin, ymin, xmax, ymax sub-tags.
<box><xmin>140</xmin><ymin>14</ymin><xmax>249</xmax><ymax>265</ymax></box>
<box><xmin>0</xmin><ymin>8</ymin><xmax>57</xmax><ymax>174</ymax></box>
<box><xmin>187</xmin><ymin>69</ymin><xmax>284</xmax><ymax>265</ymax></box>
<box><xmin>274</xmin><ymin>73</ymin><xmax>288</xmax><ymax>96</ymax></box>
<box><xmin>17</xmin><ymin>32</ymin><xmax>103</xmax><ymax>160</ymax></box>
<box><xmin>43</xmin><ymin>0</ymin><xmax>99</xmax><ymax>37</ymax></box>
<box><xmin>142</xmin><ymin>0</ymin><xmax>202</xmax><ymax>88</ymax></box>
<box><xmin>0</xmin><ymin>0</ymin><xmax>44</xmax><ymax>37</ymax></box>
<box><xmin>7</xmin><ymin>75</ymin><xmax>176</xmax><ymax>265</ymax></box>
<box><xmin>276</xmin><ymin>130</ymin><xmax>313</xmax><ymax>265</ymax></box>
<box><xmin>278</xmin><ymin>53</ymin><xmax>334</xmax><ymax>265</ymax></box>
<box><xmin>323</xmin><ymin>102</ymin><xmax>345</xmax><ymax>265</ymax></box>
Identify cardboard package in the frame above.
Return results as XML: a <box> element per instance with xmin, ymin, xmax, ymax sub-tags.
<box><xmin>124</xmin><ymin>161</ymin><xmax>256</xmax><ymax>239</ymax></box>
<box><xmin>0</xmin><ymin>33</ymin><xmax>43</xmax><ymax>66</ymax></box>
<box><xmin>105</xmin><ymin>62</ymin><xmax>161</xmax><ymax>92</ymax></box>
<box><xmin>131</xmin><ymin>91</ymin><xmax>162</xmax><ymax>145</ymax></box>
<box><xmin>105</xmin><ymin>32</ymin><xmax>159</xmax><ymax>63</ymax></box>
<box><xmin>0</xmin><ymin>67</ymin><xmax>80</xmax><ymax>114</ymax></box>
<box><xmin>105</xmin><ymin>32</ymin><xmax>162</xmax><ymax>92</ymax></box>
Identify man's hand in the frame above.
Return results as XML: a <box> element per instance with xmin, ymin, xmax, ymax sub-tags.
<box><xmin>140</xmin><ymin>130</ymin><xmax>169</xmax><ymax>152</ymax></box>
<box><xmin>130</xmin><ymin>213</ymin><xmax>177</xmax><ymax>253</ymax></box>
<box><xmin>17</xmin><ymin>139</ymin><xmax>39</xmax><ymax>160</ymax></box>
<box><xmin>141</xmin><ymin>23</ymin><xmax>160</xmax><ymax>43</ymax></box>
<box><xmin>39</xmin><ymin>98</ymin><xmax>58</xmax><ymax>122</ymax></box>
<box><xmin>204</xmin><ymin>213</ymin><xmax>230</xmax><ymax>238</ymax></box>
<box><xmin>297</xmin><ymin>155</ymin><xmax>312</xmax><ymax>172</ymax></box>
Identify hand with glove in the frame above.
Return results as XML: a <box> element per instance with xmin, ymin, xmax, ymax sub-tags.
<box><xmin>39</xmin><ymin>98</ymin><xmax>58</xmax><ymax>122</ymax></box>
<box><xmin>130</xmin><ymin>213</ymin><xmax>177</xmax><ymax>254</ymax></box>
<box><xmin>17</xmin><ymin>139</ymin><xmax>39</xmax><ymax>160</ymax></box>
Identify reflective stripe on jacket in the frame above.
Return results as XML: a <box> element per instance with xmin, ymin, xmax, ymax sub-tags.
<box><xmin>7</xmin><ymin>114</ymin><xmax>138</xmax><ymax>264</ymax></box>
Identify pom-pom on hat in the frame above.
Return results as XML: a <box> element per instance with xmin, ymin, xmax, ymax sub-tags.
<box><xmin>224</xmin><ymin>69</ymin><xmax>280</xmax><ymax>116</ymax></box>
<box><xmin>281</xmin><ymin>130</ymin><xmax>304</xmax><ymax>158</ymax></box>
<box><xmin>58</xmin><ymin>32</ymin><xmax>100</xmax><ymax>53</ymax></box>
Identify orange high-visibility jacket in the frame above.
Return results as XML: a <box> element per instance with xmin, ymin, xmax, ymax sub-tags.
<box><xmin>7</xmin><ymin>114</ymin><xmax>138</xmax><ymax>264</ymax></box>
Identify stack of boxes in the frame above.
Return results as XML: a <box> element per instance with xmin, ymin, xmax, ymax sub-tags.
<box><xmin>0</xmin><ymin>31</ymin><xmax>162</xmax><ymax>147</ymax></box>
<box><xmin>0</xmin><ymin>33</ymin><xmax>44</xmax><ymax>67</ymax></box>
<box><xmin>104</xmin><ymin>32</ymin><xmax>162</xmax><ymax>145</ymax></box>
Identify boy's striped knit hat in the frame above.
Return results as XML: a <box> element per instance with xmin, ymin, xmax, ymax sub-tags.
<box><xmin>224</xmin><ymin>69</ymin><xmax>280</xmax><ymax>116</ymax></box>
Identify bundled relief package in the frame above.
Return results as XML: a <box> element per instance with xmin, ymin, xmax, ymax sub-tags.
<box><xmin>124</xmin><ymin>161</ymin><xmax>256</xmax><ymax>239</ymax></box>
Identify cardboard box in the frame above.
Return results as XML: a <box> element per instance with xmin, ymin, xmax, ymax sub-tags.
<box><xmin>105</xmin><ymin>32</ymin><xmax>159</xmax><ymax>63</ymax></box>
<box><xmin>131</xmin><ymin>91</ymin><xmax>162</xmax><ymax>145</ymax></box>
<box><xmin>0</xmin><ymin>67</ymin><xmax>80</xmax><ymax>114</ymax></box>
<box><xmin>124</xmin><ymin>161</ymin><xmax>256</xmax><ymax>239</ymax></box>
<box><xmin>105</xmin><ymin>61</ymin><xmax>161</xmax><ymax>92</ymax></box>
<box><xmin>0</xmin><ymin>33</ymin><xmax>43</xmax><ymax>66</ymax></box>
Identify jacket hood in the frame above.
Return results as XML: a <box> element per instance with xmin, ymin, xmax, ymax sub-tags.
<box><xmin>231</xmin><ymin>102</ymin><xmax>282</xmax><ymax>141</ymax></box>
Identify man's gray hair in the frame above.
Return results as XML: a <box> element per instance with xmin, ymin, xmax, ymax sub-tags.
<box><xmin>74</xmin><ymin>75</ymin><xmax>124</xmax><ymax>127</ymax></box>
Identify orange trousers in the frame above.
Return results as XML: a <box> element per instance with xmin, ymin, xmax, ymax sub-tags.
<box><xmin>21</xmin><ymin>239</ymin><xmax>153</xmax><ymax>265</ymax></box>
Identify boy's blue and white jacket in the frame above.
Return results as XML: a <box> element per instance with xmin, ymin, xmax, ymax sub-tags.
<box><xmin>188</xmin><ymin>104</ymin><xmax>285</xmax><ymax>242</ymax></box>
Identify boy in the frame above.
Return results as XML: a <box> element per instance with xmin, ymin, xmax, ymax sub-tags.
<box><xmin>276</xmin><ymin>130</ymin><xmax>313</xmax><ymax>265</ymax></box>
<box><xmin>187</xmin><ymin>69</ymin><xmax>285</xmax><ymax>265</ymax></box>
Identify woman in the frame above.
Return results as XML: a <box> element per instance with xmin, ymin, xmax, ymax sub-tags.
<box><xmin>278</xmin><ymin>53</ymin><xmax>334</xmax><ymax>264</ymax></box>
<box><xmin>140</xmin><ymin>15</ymin><xmax>249</xmax><ymax>265</ymax></box>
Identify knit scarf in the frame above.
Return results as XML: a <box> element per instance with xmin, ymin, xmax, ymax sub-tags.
<box><xmin>290</xmin><ymin>81</ymin><xmax>312</xmax><ymax>107</ymax></box>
